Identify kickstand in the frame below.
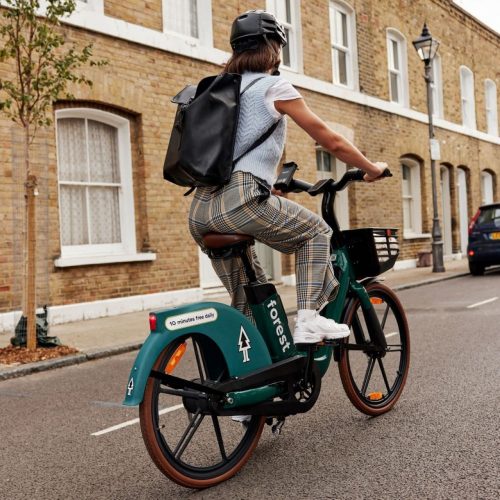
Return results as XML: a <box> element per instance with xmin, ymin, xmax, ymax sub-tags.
<box><xmin>272</xmin><ymin>417</ymin><xmax>286</xmax><ymax>436</ymax></box>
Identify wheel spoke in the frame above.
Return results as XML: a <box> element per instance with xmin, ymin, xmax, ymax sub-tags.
<box><xmin>193</xmin><ymin>340</ymin><xmax>206</xmax><ymax>383</ymax></box>
<box><xmin>380</xmin><ymin>302</ymin><xmax>390</xmax><ymax>330</ymax></box>
<box><xmin>173</xmin><ymin>409</ymin><xmax>205</xmax><ymax>459</ymax></box>
<box><xmin>211</xmin><ymin>415</ymin><xmax>228</xmax><ymax>462</ymax></box>
<box><xmin>377</xmin><ymin>357</ymin><xmax>391</xmax><ymax>393</ymax></box>
<box><xmin>361</xmin><ymin>356</ymin><xmax>376</xmax><ymax>395</ymax></box>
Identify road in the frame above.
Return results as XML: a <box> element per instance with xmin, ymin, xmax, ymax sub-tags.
<box><xmin>1</xmin><ymin>271</ymin><xmax>499</xmax><ymax>499</ymax></box>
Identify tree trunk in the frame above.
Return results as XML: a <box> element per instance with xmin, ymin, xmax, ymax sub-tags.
<box><xmin>23</xmin><ymin>126</ymin><xmax>37</xmax><ymax>351</ymax></box>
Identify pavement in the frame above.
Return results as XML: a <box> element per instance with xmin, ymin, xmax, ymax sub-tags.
<box><xmin>0</xmin><ymin>258</ymin><xmax>470</xmax><ymax>380</ymax></box>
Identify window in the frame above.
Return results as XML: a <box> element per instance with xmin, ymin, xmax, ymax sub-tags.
<box><xmin>484</xmin><ymin>79</ymin><xmax>498</xmax><ymax>136</ymax></box>
<box><xmin>329</xmin><ymin>1</ymin><xmax>359</xmax><ymax>89</ymax></box>
<box><xmin>316</xmin><ymin>148</ymin><xmax>349</xmax><ymax>229</ymax></box>
<box><xmin>74</xmin><ymin>0</ymin><xmax>104</xmax><ymax>13</ymax></box>
<box><xmin>386</xmin><ymin>29</ymin><xmax>408</xmax><ymax>106</ymax></box>
<box><xmin>401</xmin><ymin>158</ymin><xmax>422</xmax><ymax>236</ymax></box>
<box><xmin>162</xmin><ymin>0</ymin><xmax>213</xmax><ymax>45</ymax></box>
<box><xmin>266</xmin><ymin>0</ymin><xmax>302</xmax><ymax>71</ymax></box>
<box><xmin>481</xmin><ymin>171</ymin><xmax>494</xmax><ymax>205</ymax></box>
<box><xmin>55</xmin><ymin>109</ymin><xmax>143</xmax><ymax>264</ymax></box>
<box><xmin>460</xmin><ymin>66</ymin><xmax>476</xmax><ymax>129</ymax></box>
<box><xmin>430</xmin><ymin>53</ymin><xmax>444</xmax><ymax>119</ymax></box>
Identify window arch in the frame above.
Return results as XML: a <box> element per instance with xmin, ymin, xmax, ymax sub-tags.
<box><xmin>386</xmin><ymin>28</ymin><xmax>409</xmax><ymax>106</ymax></box>
<box><xmin>400</xmin><ymin>157</ymin><xmax>422</xmax><ymax>235</ymax></box>
<box><xmin>460</xmin><ymin>66</ymin><xmax>476</xmax><ymax>129</ymax></box>
<box><xmin>484</xmin><ymin>79</ymin><xmax>498</xmax><ymax>136</ymax></box>
<box><xmin>55</xmin><ymin>108</ymin><xmax>142</xmax><ymax>265</ymax></box>
<box><xmin>329</xmin><ymin>1</ymin><xmax>359</xmax><ymax>90</ymax></box>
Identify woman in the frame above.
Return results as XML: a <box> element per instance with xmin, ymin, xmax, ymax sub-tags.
<box><xmin>189</xmin><ymin>10</ymin><xmax>387</xmax><ymax>344</ymax></box>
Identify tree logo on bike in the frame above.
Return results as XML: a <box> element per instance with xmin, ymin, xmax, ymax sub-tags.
<box><xmin>238</xmin><ymin>326</ymin><xmax>251</xmax><ymax>363</ymax></box>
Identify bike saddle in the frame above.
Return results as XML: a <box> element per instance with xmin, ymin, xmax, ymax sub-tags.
<box><xmin>202</xmin><ymin>232</ymin><xmax>255</xmax><ymax>249</ymax></box>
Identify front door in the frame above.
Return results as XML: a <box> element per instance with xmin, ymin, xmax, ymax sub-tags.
<box><xmin>457</xmin><ymin>168</ymin><xmax>469</xmax><ymax>254</ymax></box>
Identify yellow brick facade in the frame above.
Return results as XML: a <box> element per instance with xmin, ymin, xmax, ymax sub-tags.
<box><xmin>0</xmin><ymin>0</ymin><xmax>499</xmax><ymax>317</ymax></box>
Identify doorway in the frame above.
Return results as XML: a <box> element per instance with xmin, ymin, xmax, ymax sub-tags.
<box><xmin>457</xmin><ymin>168</ymin><xmax>469</xmax><ymax>254</ymax></box>
<box><xmin>440</xmin><ymin>166</ymin><xmax>452</xmax><ymax>255</ymax></box>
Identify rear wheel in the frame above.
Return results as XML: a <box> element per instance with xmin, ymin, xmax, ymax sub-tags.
<box><xmin>139</xmin><ymin>336</ymin><xmax>265</xmax><ymax>489</ymax></box>
<box><xmin>339</xmin><ymin>282</ymin><xmax>410</xmax><ymax>416</ymax></box>
<box><xmin>469</xmin><ymin>261</ymin><xmax>485</xmax><ymax>276</ymax></box>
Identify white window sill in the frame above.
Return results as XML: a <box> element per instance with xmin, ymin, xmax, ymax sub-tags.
<box><xmin>54</xmin><ymin>252</ymin><xmax>156</xmax><ymax>268</ymax></box>
<box><xmin>403</xmin><ymin>233</ymin><xmax>431</xmax><ymax>240</ymax></box>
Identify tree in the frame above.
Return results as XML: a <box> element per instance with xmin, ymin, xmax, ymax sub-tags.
<box><xmin>0</xmin><ymin>0</ymin><xmax>106</xmax><ymax>350</ymax></box>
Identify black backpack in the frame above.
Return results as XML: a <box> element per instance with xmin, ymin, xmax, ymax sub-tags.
<box><xmin>163</xmin><ymin>73</ymin><xmax>280</xmax><ymax>191</ymax></box>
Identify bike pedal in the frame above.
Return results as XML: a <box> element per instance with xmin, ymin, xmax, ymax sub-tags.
<box><xmin>321</xmin><ymin>339</ymin><xmax>343</xmax><ymax>346</ymax></box>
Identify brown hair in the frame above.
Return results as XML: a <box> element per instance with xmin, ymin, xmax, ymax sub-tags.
<box><xmin>223</xmin><ymin>39</ymin><xmax>281</xmax><ymax>74</ymax></box>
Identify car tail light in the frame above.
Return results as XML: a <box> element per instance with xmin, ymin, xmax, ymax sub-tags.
<box><xmin>468</xmin><ymin>209</ymin><xmax>480</xmax><ymax>235</ymax></box>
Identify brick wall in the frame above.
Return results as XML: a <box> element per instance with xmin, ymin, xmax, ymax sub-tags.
<box><xmin>0</xmin><ymin>0</ymin><xmax>499</xmax><ymax>314</ymax></box>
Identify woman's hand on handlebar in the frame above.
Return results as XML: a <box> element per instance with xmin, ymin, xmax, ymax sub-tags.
<box><xmin>363</xmin><ymin>162</ymin><xmax>389</xmax><ymax>182</ymax></box>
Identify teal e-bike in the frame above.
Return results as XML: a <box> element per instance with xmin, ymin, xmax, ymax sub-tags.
<box><xmin>123</xmin><ymin>163</ymin><xmax>410</xmax><ymax>488</ymax></box>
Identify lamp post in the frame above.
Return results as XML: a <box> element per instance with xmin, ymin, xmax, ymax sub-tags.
<box><xmin>413</xmin><ymin>23</ymin><xmax>445</xmax><ymax>272</ymax></box>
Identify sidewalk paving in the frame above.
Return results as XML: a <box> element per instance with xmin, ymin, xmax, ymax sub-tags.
<box><xmin>0</xmin><ymin>258</ymin><xmax>469</xmax><ymax>380</ymax></box>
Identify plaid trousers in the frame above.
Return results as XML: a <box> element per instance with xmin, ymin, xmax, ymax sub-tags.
<box><xmin>188</xmin><ymin>172</ymin><xmax>339</xmax><ymax>318</ymax></box>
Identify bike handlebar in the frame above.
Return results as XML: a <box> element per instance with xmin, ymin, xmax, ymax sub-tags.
<box><xmin>274</xmin><ymin>163</ymin><xmax>392</xmax><ymax>195</ymax></box>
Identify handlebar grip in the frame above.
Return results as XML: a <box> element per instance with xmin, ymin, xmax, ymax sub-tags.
<box><xmin>381</xmin><ymin>168</ymin><xmax>393</xmax><ymax>178</ymax></box>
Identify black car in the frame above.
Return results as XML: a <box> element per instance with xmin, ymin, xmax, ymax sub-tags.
<box><xmin>467</xmin><ymin>202</ymin><xmax>500</xmax><ymax>275</ymax></box>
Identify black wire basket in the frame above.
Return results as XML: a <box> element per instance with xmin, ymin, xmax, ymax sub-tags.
<box><xmin>341</xmin><ymin>228</ymin><xmax>399</xmax><ymax>279</ymax></box>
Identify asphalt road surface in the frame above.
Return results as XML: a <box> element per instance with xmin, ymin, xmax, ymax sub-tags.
<box><xmin>1</xmin><ymin>270</ymin><xmax>499</xmax><ymax>499</ymax></box>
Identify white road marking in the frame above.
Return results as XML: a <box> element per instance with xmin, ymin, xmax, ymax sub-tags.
<box><xmin>466</xmin><ymin>297</ymin><xmax>498</xmax><ymax>309</ymax></box>
<box><xmin>91</xmin><ymin>403</ymin><xmax>184</xmax><ymax>436</ymax></box>
<box><xmin>385</xmin><ymin>332</ymin><xmax>399</xmax><ymax>338</ymax></box>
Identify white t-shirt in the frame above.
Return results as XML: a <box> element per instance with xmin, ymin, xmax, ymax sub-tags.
<box><xmin>265</xmin><ymin>78</ymin><xmax>302</xmax><ymax>119</ymax></box>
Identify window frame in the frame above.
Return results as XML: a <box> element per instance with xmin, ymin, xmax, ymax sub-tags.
<box><xmin>481</xmin><ymin>170</ymin><xmax>494</xmax><ymax>205</ymax></box>
<box><xmin>55</xmin><ymin>108</ymin><xmax>137</xmax><ymax>261</ymax></box>
<box><xmin>460</xmin><ymin>65</ymin><xmax>476</xmax><ymax>130</ymax></box>
<box><xmin>386</xmin><ymin>28</ymin><xmax>409</xmax><ymax>107</ymax></box>
<box><xmin>430</xmin><ymin>53</ymin><xmax>444</xmax><ymax>119</ymax></box>
<box><xmin>484</xmin><ymin>79</ymin><xmax>499</xmax><ymax>136</ymax></box>
<box><xmin>266</xmin><ymin>0</ymin><xmax>303</xmax><ymax>73</ymax></box>
<box><xmin>162</xmin><ymin>0</ymin><xmax>213</xmax><ymax>46</ymax></box>
<box><xmin>401</xmin><ymin>158</ymin><xmax>422</xmax><ymax>237</ymax></box>
<box><xmin>315</xmin><ymin>146</ymin><xmax>349</xmax><ymax>229</ymax></box>
<box><xmin>329</xmin><ymin>0</ymin><xmax>359</xmax><ymax>90</ymax></box>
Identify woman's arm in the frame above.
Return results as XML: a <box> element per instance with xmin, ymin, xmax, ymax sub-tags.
<box><xmin>275</xmin><ymin>98</ymin><xmax>386</xmax><ymax>181</ymax></box>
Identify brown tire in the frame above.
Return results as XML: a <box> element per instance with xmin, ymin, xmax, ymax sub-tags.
<box><xmin>338</xmin><ymin>282</ymin><xmax>410</xmax><ymax>416</ymax></box>
<box><xmin>139</xmin><ymin>336</ymin><xmax>265</xmax><ymax>489</ymax></box>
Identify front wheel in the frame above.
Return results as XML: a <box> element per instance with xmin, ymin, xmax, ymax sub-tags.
<box><xmin>339</xmin><ymin>282</ymin><xmax>410</xmax><ymax>416</ymax></box>
<box><xmin>139</xmin><ymin>335</ymin><xmax>265</xmax><ymax>489</ymax></box>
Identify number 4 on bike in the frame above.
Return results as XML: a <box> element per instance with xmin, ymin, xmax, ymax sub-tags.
<box><xmin>123</xmin><ymin>163</ymin><xmax>410</xmax><ymax>489</ymax></box>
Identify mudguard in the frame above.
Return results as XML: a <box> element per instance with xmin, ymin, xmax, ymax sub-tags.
<box><xmin>123</xmin><ymin>301</ymin><xmax>272</xmax><ymax>406</ymax></box>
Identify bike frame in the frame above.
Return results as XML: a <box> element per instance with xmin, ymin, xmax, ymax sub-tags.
<box><xmin>123</xmin><ymin>171</ymin><xmax>387</xmax><ymax>408</ymax></box>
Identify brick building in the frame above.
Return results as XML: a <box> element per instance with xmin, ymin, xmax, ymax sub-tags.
<box><xmin>0</xmin><ymin>0</ymin><xmax>499</xmax><ymax>330</ymax></box>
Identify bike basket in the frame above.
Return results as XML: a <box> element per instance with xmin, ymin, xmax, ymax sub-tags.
<box><xmin>341</xmin><ymin>228</ymin><xmax>399</xmax><ymax>279</ymax></box>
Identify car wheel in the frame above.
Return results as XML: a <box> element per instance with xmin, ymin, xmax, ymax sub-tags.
<box><xmin>469</xmin><ymin>262</ymin><xmax>485</xmax><ymax>276</ymax></box>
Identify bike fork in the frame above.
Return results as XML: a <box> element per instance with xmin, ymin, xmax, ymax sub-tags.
<box><xmin>361</xmin><ymin>304</ymin><xmax>387</xmax><ymax>350</ymax></box>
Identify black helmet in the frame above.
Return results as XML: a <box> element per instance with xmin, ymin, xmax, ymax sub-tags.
<box><xmin>230</xmin><ymin>10</ymin><xmax>287</xmax><ymax>53</ymax></box>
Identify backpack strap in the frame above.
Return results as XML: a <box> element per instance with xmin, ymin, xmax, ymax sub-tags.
<box><xmin>240</xmin><ymin>76</ymin><xmax>265</xmax><ymax>96</ymax></box>
<box><xmin>233</xmin><ymin>119</ymin><xmax>281</xmax><ymax>165</ymax></box>
<box><xmin>234</xmin><ymin>74</ymin><xmax>283</xmax><ymax>165</ymax></box>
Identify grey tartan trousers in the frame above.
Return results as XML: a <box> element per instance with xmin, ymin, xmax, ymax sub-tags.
<box><xmin>188</xmin><ymin>171</ymin><xmax>339</xmax><ymax>319</ymax></box>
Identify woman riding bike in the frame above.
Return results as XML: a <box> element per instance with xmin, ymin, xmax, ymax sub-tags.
<box><xmin>188</xmin><ymin>9</ymin><xmax>388</xmax><ymax>345</ymax></box>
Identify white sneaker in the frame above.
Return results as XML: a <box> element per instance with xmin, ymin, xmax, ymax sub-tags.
<box><xmin>293</xmin><ymin>309</ymin><xmax>350</xmax><ymax>344</ymax></box>
<box><xmin>231</xmin><ymin>415</ymin><xmax>252</xmax><ymax>424</ymax></box>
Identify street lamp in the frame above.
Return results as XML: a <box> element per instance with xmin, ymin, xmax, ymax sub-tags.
<box><xmin>413</xmin><ymin>23</ymin><xmax>445</xmax><ymax>272</ymax></box>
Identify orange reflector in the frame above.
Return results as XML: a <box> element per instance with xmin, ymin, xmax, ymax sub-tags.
<box><xmin>370</xmin><ymin>297</ymin><xmax>384</xmax><ymax>304</ymax></box>
<box><xmin>166</xmin><ymin>342</ymin><xmax>187</xmax><ymax>374</ymax></box>
<box><xmin>368</xmin><ymin>392</ymin><xmax>383</xmax><ymax>401</ymax></box>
